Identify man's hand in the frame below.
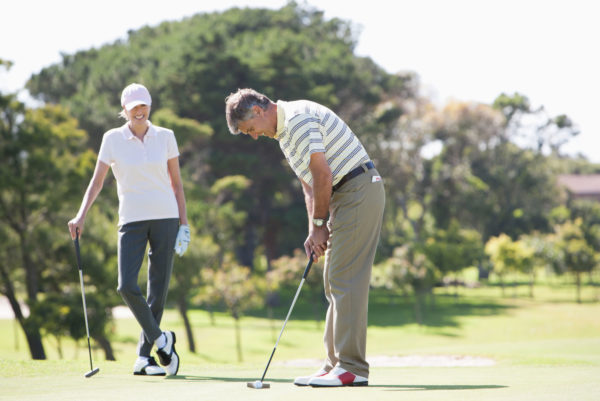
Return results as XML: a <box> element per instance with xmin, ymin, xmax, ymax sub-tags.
<box><xmin>304</xmin><ymin>225</ymin><xmax>329</xmax><ymax>262</ymax></box>
<box><xmin>174</xmin><ymin>225</ymin><xmax>191</xmax><ymax>256</ymax></box>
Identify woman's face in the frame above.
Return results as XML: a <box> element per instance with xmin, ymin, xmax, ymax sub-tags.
<box><xmin>125</xmin><ymin>104</ymin><xmax>150</xmax><ymax>126</ymax></box>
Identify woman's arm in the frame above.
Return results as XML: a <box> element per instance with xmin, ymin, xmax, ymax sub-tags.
<box><xmin>167</xmin><ymin>156</ymin><xmax>188</xmax><ymax>226</ymax></box>
<box><xmin>67</xmin><ymin>160</ymin><xmax>110</xmax><ymax>239</ymax></box>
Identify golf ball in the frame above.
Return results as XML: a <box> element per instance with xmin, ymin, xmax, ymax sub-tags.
<box><xmin>254</xmin><ymin>380</ymin><xmax>263</xmax><ymax>388</ymax></box>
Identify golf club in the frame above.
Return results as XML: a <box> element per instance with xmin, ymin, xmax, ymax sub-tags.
<box><xmin>73</xmin><ymin>230</ymin><xmax>100</xmax><ymax>378</ymax></box>
<box><xmin>247</xmin><ymin>252</ymin><xmax>314</xmax><ymax>389</ymax></box>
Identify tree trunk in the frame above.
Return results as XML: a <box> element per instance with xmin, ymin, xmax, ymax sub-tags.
<box><xmin>177</xmin><ymin>296</ymin><xmax>196</xmax><ymax>353</ymax></box>
<box><xmin>236</xmin><ymin>225</ymin><xmax>256</xmax><ymax>268</ymax></box>
<box><xmin>234</xmin><ymin>316</ymin><xmax>243</xmax><ymax>362</ymax></box>
<box><xmin>93</xmin><ymin>334</ymin><xmax>115</xmax><ymax>361</ymax></box>
<box><xmin>22</xmin><ymin>322</ymin><xmax>46</xmax><ymax>360</ymax></box>
<box><xmin>0</xmin><ymin>264</ymin><xmax>46</xmax><ymax>359</ymax></box>
<box><xmin>529</xmin><ymin>271</ymin><xmax>535</xmax><ymax>299</ymax></box>
<box><xmin>21</xmin><ymin>234</ymin><xmax>38</xmax><ymax>302</ymax></box>
<box><xmin>413</xmin><ymin>287</ymin><xmax>424</xmax><ymax>325</ymax></box>
<box><xmin>576</xmin><ymin>272</ymin><xmax>581</xmax><ymax>304</ymax></box>
<box><xmin>267</xmin><ymin>306</ymin><xmax>276</xmax><ymax>342</ymax></box>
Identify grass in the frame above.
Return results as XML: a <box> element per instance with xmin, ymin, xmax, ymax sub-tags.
<box><xmin>1</xmin><ymin>280</ymin><xmax>599</xmax><ymax>400</ymax></box>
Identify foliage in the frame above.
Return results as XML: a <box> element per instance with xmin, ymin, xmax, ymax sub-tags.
<box><xmin>26</xmin><ymin>2</ymin><xmax>414</xmax><ymax>266</ymax></box>
<box><xmin>268</xmin><ymin>248</ymin><xmax>325</xmax><ymax>323</ymax></box>
<box><xmin>422</xmin><ymin>220</ymin><xmax>484</xmax><ymax>278</ymax></box>
<box><xmin>493</xmin><ymin>92</ymin><xmax>580</xmax><ymax>155</ymax></box>
<box><xmin>197</xmin><ymin>257</ymin><xmax>266</xmax><ymax>361</ymax></box>
<box><xmin>0</xmin><ymin>79</ymin><xmax>120</xmax><ymax>360</ymax></box>
<box><xmin>371</xmin><ymin>245</ymin><xmax>436</xmax><ymax>324</ymax></box>
<box><xmin>550</xmin><ymin>219</ymin><xmax>598</xmax><ymax>303</ymax></box>
<box><xmin>485</xmin><ymin>234</ymin><xmax>536</xmax><ymax>296</ymax></box>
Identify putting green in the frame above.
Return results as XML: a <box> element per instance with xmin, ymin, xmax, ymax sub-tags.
<box><xmin>1</xmin><ymin>361</ymin><xmax>598</xmax><ymax>401</ymax></box>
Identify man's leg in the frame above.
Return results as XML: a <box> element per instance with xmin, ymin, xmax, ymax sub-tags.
<box><xmin>326</xmin><ymin>170</ymin><xmax>385</xmax><ymax>378</ymax></box>
<box><xmin>322</xmin><ymin>243</ymin><xmax>338</xmax><ymax>372</ymax></box>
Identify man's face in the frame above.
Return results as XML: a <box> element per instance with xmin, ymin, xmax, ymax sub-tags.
<box><xmin>237</xmin><ymin>106</ymin><xmax>273</xmax><ymax>140</ymax></box>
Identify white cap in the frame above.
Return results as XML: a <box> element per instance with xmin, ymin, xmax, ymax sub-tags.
<box><xmin>121</xmin><ymin>83</ymin><xmax>152</xmax><ymax>111</ymax></box>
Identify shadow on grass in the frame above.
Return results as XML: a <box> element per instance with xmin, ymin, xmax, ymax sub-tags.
<box><xmin>249</xmin><ymin>289</ymin><xmax>516</xmax><ymax>329</ymax></box>
<box><xmin>167</xmin><ymin>376</ymin><xmax>508</xmax><ymax>391</ymax></box>
<box><xmin>372</xmin><ymin>384</ymin><xmax>508</xmax><ymax>391</ymax></box>
<box><xmin>367</xmin><ymin>292</ymin><xmax>515</xmax><ymax>328</ymax></box>
<box><xmin>166</xmin><ymin>375</ymin><xmax>290</xmax><ymax>383</ymax></box>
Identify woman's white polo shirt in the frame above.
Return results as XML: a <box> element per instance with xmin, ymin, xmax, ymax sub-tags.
<box><xmin>98</xmin><ymin>122</ymin><xmax>180</xmax><ymax>226</ymax></box>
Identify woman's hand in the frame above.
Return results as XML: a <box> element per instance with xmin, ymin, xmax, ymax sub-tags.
<box><xmin>68</xmin><ymin>216</ymin><xmax>85</xmax><ymax>240</ymax></box>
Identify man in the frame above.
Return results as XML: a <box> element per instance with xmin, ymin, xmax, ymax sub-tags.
<box><xmin>225</xmin><ymin>88</ymin><xmax>385</xmax><ymax>387</ymax></box>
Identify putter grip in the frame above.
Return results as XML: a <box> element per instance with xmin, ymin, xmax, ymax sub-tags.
<box><xmin>74</xmin><ymin>232</ymin><xmax>83</xmax><ymax>272</ymax></box>
<box><xmin>302</xmin><ymin>253</ymin><xmax>315</xmax><ymax>279</ymax></box>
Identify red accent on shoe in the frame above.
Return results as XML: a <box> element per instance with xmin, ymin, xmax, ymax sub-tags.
<box><xmin>338</xmin><ymin>371</ymin><xmax>356</xmax><ymax>385</ymax></box>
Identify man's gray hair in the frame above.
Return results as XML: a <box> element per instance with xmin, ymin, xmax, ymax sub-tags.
<box><xmin>225</xmin><ymin>88</ymin><xmax>272</xmax><ymax>135</ymax></box>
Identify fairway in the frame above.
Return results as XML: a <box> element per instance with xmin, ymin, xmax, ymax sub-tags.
<box><xmin>2</xmin><ymin>283</ymin><xmax>599</xmax><ymax>401</ymax></box>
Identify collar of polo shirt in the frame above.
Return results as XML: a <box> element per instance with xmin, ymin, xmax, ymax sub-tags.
<box><xmin>275</xmin><ymin>100</ymin><xmax>286</xmax><ymax>140</ymax></box>
<box><xmin>122</xmin><ymin>121</ymin><xmax>157</xmax><ymax>140</ymax></box>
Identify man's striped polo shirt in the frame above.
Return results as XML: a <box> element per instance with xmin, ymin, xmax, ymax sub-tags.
<box><xmin>275</xmin><ymin>100</ymin><xmax>370</xmax><ymax>186</ymax></box>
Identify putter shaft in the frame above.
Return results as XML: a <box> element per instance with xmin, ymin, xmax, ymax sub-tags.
<box><xmin>258</xmin><ymin>254</ymin><xmax>314</xmax><ymax>383</ymax></box>
<box><xmin>74</xmin><ymin>232</ymin><xmax>98</xmax><ymax>377</ymax></box>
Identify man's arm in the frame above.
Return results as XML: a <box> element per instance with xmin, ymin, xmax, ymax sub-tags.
<box><xmin>301</xmin><ymin>152</ymin><xmax>332</xmax><ymax>261</ymax></box>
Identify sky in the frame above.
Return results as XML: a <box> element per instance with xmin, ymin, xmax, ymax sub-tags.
<box><xmin>1</xmin><ymin>0</ymin><xmax>599</xmax><ymax>161</ymax></box>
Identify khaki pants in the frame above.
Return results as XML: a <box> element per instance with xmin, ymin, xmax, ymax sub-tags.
<box><xmin>323</xmin><ymin>166</ymin><xmax>385</xmax><ymax>378</ymax></box>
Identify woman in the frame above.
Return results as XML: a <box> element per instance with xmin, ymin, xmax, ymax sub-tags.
<box><xmin>68</xmin><ymin>83</ymin><xmax>190</xmax><ymax>376</ymax></box>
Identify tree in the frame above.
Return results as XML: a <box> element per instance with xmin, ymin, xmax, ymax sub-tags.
<box><xmin>0</xmin><ymin>90</ymin><xmax>93</xmax><ymax>359</ymax></box>
<box><xmin>553</xmin><ymin>219</ymin><xmax>597</xmax><ymax>303</ymax></box>
<box><xmin>429</xmin><ymin>101</ymin><xmax>561</xmax><ymax>241</ymax></box>
<box><xmin>371</xmin><ymin>245</ymin><xmax>436</xmax><ymax>325</ymax></box>
<box><xmin>269</xmin><ymin>249</ymin><xmax>325</xmax><ymax>327</ymax></box>
<box><xmin>485</xmin><ymin>234</ymin><xmax>535</xmax><ymax>297</ymax></box>
<box><xmin>422</xmin><ymin>220</ymin><xmax>484</xmax><ymax>297</ymax></box>
<box><xmin>198</xmin><ymin>258</ymin><xmax>265</xmax><ymax>362</ymax></box>
<box><xmin>493</xmin><ymin>92</ymin><xmax>580</xmax><ymax>156</ymax></box>
<box><xmin>169</xmin><ymin>234</ymin><xmax>219</xmax><ymax>353</ymax></box>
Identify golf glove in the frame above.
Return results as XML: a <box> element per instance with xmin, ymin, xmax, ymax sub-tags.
<box><xmin>174</xmin><ymin>224</ymin><xmax>191</xmax><ymax>257</ymax></box>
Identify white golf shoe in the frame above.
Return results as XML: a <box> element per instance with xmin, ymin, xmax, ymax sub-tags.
<box><xmin>294</xmin><ymin>368</ymin><xmax>329</xmax><ymax>386</ymax></box>
<box><xmin>133</xmin><ymin>356</ymin><xmax>166</xmax><ymax>376</ymax></box>
<box><xmin>156</xmin><ymin>331</ymin><xmax>179</xmax><ymax>375</ymax></box>
<box><xmin>308</xmin><ymin>366</ymin><xmax>368</xmax><ymax>387</ymax></box>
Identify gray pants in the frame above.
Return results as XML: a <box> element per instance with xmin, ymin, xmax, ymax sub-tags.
<box><xmin>117</xmin><ymin>218</ymin><xmax>179</xmax><ymax>357</ymax></box>
<box><xmin>323</xmin><ymin>166</ymin><xmax>385</xmax><ymax>378</ymax></box>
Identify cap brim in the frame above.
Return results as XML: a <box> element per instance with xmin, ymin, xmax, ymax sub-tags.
<box><xmin>123</xmin><ymin>100</ymin><xmax>150</xmax><ymax>111</ymax></box>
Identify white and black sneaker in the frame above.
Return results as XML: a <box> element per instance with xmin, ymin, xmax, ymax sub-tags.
<box><xmin>133</xmin><ymin>356</ymin><xmax>166</xmax><ymax>376</ymax></box>
<box><xmin>156</xmin><ymin>331</ymin><xmax>179</xmax><ymax>375</ymax></box>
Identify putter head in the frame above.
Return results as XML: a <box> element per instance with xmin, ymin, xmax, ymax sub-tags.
<box><xmin>247</xmin><ymin>381</ymin><xmax>270</xmax><ymax>389</ymax></box>
<box><xmin>84</xmin><ymin>367</ymin><xmax>100</xmax><ymax>378</ymax></box>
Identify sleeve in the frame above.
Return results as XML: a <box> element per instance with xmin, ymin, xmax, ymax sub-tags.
<box><xmin>166</xmin><ymin>130</ymin><xmax>180</xmax><ymax>160</ymax></box>
<box><xmin>97</xmin><ymin>132</ymin><xmax>113</xmax><ymax>165</ymax></box>
<box><xmin>290</xmin><ymin>114</ymin><xmax>325</xmax><ymax>155</ymax></box>
<box><xmin>308</xmin><ymin>119</ymin><xmax>326</xmax><ymax>155</ymax></box>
